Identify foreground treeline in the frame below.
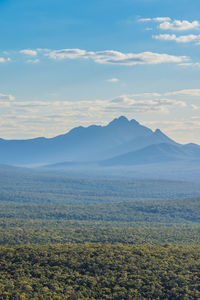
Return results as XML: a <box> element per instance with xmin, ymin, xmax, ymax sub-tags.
<box><xmin>0</xmin><ymin>244</ymin><xmax>200</xmax><ymax>299</ymax></box>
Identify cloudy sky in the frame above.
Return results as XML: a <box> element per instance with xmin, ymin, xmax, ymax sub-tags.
<box><xmin>0</xmin><ymin>0</ymin><xmax>200</xmax><ymax>143</ymax></box>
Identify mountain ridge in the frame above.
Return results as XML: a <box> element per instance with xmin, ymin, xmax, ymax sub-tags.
<box><xmin>0</xmin><ymin>116</ymin><xmax>199</xmax><ymax>169</ymax></box>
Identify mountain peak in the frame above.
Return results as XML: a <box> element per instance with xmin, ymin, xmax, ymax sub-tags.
<box><xmin>108</xmin><ymin>116</ymin><xmax>129</xmax><ymax>126</ymax></box>
<box><xmin>118</xmin><ymin>116</ymin><xmax>128</xmax><ymax>121</ymax></box>
<box><xmin>107</xmin><ymin>116</ymin><xmax>140</xmax><ymax>126</ymax></box>
<box><xmin>154</xmin><ymin>128</ymin><xmax>177</xmax><ymax>145</ymax></box>
<box><xmin>155</xmin><ymin>129</ymin><xmax>163</xmax><ymax>135</ymax></box>
<box><xmin>130</xmin><ymin>118</ymin><xmax>139</xmax><ymax>126</ymax></box>
<box><xmin>155</xmin><ymin>129</ymin><xmax>170</xmax><ymax>138</ymax></box>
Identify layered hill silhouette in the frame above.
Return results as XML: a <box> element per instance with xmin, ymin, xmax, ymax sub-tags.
<box><xmin>0</xmin><ymin>117</ymin><xmax>200</xmax><ymax>174</ymax></box>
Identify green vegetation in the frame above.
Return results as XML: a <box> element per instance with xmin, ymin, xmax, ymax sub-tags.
<box><xmin>1</xmin><ymin>167</ymin><xmax>200</xmax><ymax>205</ymax></box>
<box><xmin>1</xmin><ymin>169</ymin><xmax>200</xmax><ymax>246</ymax></box>
<box><xmin>0</xmin><ymin>194</ymin><xmax>200</xmax><ymax>245</ymax></box>
<box><xmin>1</xmin><ymin>197</ymin><xmax>200</xmax><ymax>223</ymax></box>
<box><xmin>1</xmin><ymin>219</ymin><xmax>200</xmax><ymax>245</ymax></box>
<box><xmin>0</xmin><ymin>196</ymin><xmax>200</xmax><ymax>245</ymax></box>
<box><xmin>1</xmin><ymin>169</ymin><xmax>200</xmax><ymax>298</ymax></box>
<box><xmin>0</xmin><ymin>244</ymin><xmax>200</xmax><ymax>299</ymax></box>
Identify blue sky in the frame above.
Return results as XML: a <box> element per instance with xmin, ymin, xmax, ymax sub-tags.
<box><xmin>0</xmin><ymin>0</ymin><xmax>200</xmax><ymax>143</ymax></box>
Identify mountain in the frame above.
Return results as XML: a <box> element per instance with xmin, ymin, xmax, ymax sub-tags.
<box><xmin>0</xmin><ymin>116</ymin><xmax>199</xmax><ymax>173</ymax></box>
<box><xmin>101</xmin><ymin>143</ymin><xmax>185</xmax><ymax>166</ymax></box>
<box><xmin>101</xmin><ymin>143</ymin><xmax>200</xmax><ymax>166</ymax></box>
<box><xmin>104</xmin><ymin>127</ymin><xmax>178</xmax><ymax>158</ymax></box>
<box><xmin>0</xmin><ymin>116</ymin><xmax>175</xmax><ymax>166</ymax></box>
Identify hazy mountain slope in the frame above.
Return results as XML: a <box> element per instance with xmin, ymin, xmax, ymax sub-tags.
<box><xmin>101</xmin><ymin>142</ymin><xmax>200</xmax><ymax>166</ymax></box>
<box><xmin>0</xmin><ymin>116</ymin><xmax>163</xmax><ymax>165</ymax></box>
<box><xmin>105</xmin><ymin>128</ymin><xmax>178</xmax><ymax>158</ymax></box>
<box><xmin>101</xmin><ymin>143</ymin><xmax>181</xmax><ymax>166</ymax></box>
<box><xmin>0</xmin><ymin>116</ymin><xmax>199</xmax><ymax>167</ymax></box>
<box><xmin>47</xmin><ymin>141</ymin><xmax>200</xmax><ymax>170</ymax></box>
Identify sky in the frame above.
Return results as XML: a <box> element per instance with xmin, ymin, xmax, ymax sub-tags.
<box><xmin>0</xmin><ymin>0</ymin><xmax>200</xmax><ymax>143</ymax></box>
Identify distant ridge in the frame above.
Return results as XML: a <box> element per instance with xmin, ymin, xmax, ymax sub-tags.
<box><xmin>101</xmin><ymin>143</ymin><xmax>191</xmax><ymax>166</ymax></box>
<box><xmin>0</xmin><ymin>116</ymin><xmax>199</xmax><ymax>170</ymax></box>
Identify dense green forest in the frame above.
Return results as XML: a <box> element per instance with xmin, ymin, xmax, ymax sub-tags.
<box><xmin>1</xmin><ymin>197</ymin><xmax>200</xmax><ymax>223</ymax></box>
<box><xmin>0</xmin><ymin>167</ymin><xmax>200</xmax><ymax>244</ymax></box>
<box><xmin>0</xmin><ymin>244</ymin><xmax>200</xmax><ymax>299</ymax></box>
<box><xmin>0</xmin><ymin>196</ymin><xmax>200</xmax><ymax>245</ymax></box>
<box><xmin>1</xmin><ymin>166</ymin><xmax>200</xmax><ymax>205</ymax></box>
<box><xmin>1</xmin><ymin>168</ymin><xmax>200</xmax><ymax>298</ymax></box>
<box><xmin>1</xmin><ymin>219</ymin><xmax>200</xmax><ymax>245</ymax></box>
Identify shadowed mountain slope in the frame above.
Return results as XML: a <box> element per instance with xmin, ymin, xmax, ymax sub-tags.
<box><xmin>0</xmin><ymin>116</ymin><xmax>199</xmax><ymax>170</ymax></box>
<box><xmin>0</xmin><ymin>116</ymin><xmax>178</xmax><ymax>165</ymax></box>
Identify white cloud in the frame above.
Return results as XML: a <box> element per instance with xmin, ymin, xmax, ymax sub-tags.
<box><xmin>108</xmin><ymin>95</ymin><xmax>186</xmax><ymax>113</ymax></box>
<box><xmin>138</xmin><ymin>18</ymin><xmax>152</xmax><ymax>22</ymax></box>
<box><xmin>20</xmin><ymin>49</ymin><xmax>38</xmax><ymax>56</ymax></box>
<box><xmin>143</xmin><ymin>119</ymin><xmax>200</xmax><ymax>142</ymax></box>
<box><xmin>0</xmin><ymin>90</ymin><xmax>196</xmax><ymax>140</ymax></box>
<box><xmin>0</xmin><ymin>58</ymin><xmax>6</xmax><ymax>63</ymax></box>
<box><xmin>130</xmin><ymin>92</ymin><xmax>162</xmax><ymax>98</ymax></box>
<box><xmin>36</xmin><ymin>48</ymin><xmax>50</xmax><ymax>53</ymax></box>
<box><xmin>174</xmin><ymin>34</ymin><xmax>200</xmax><ymax>43</ymax></box>
<box><xmin>107</xmin><ymin>78</ymin><xmax>119</xmax><ymax>82</ymax></box>
<box><xmin>0</xmin><ymin>57</ymin><xmax>11</xmax><ymax>63</ymax></box>
<box><xmin>139</xmin><ymin>17</ymin><xmax>171</xmax><ymax>22</ymax></box>
<box><xmin>46</xmin><ymin>49</ymin><xmax>188</xmax><ymax>66</ymax></box>
<box><xmin>48</xmin><ymin>48</ymin><xmax>87</xmax><ymax>60</ymax></box>
<box><xmin>191</xmin><ymin>104</ymin><xmax>199</xmax><ymax>110</ymax></box>
<box><xmin>0</xmin><ymin>94</ymin><xmax>186</xmax><ymax>126</ymax></box>
<box><xmin>153</xmin><ymin>17</ymin><xmax>171</xmax><ymax>22</ymax></box>
<box><xmin>154</xmin><ymin>33</ymin><xmax>200</xmax><ymax>44</ymax></box>
<box><xmin>26</xmin><ymin>59</ymin><xmax>40</xmax><ymax>64</ymax></box>
<box><xmin>139</xmin><ymin>17</ymin><xmax>200</xmax><ymax>32</ymax></box>
<box><xmin>179</xmin><ymin>62</ymin><xmax>200</xmax><ymax>68</ymax></box>
<box><xmin>0</xmin><ymin>93</ymin><xmax>15</xmax><ymax>101</ymax></box>
<box><xmin>159</xmin><ymin>20</ymin><xmax>200</xmax><ymax>31</ymax></box>
<box><xmin>167</xmin><ymin>89</ymin><xmax>200</xmax><ymax>97</ymax></box>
